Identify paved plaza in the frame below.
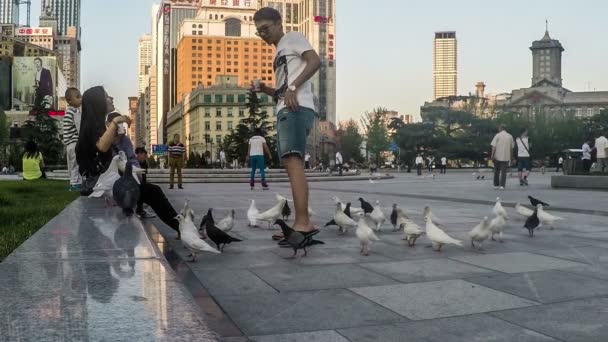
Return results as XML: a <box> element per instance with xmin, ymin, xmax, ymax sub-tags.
<box><xmin>155</xmin><ymin>171</ymin><xmax>608</xmax><ymax>342</ymax></box>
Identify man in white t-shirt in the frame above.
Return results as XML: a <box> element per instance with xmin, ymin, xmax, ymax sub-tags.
<box><xmin>219</xmin><ymin>150</ymin><xmax>226</xmax><ymax>169</ymax></box>
<box><xmin>595</xmin><ymin>133</ymin><xmax>608</xmax><ymax>173</ymax></box>
<box><xmin>582</xmin><ymin>138</ymin><xmax>593</xmax><ymax>173</ymax></box>
<box><xmin>556</xmin><ymin>156</ymin><xmax>564</xmax><ymax>173</ymax></box>
<box><xmin>253</xmin><ymin>7</ymin><xmax>321</xmax><ymax>237</ymax></box>
<box><xmin>335</xmin><ymin>151</ymin><xmax>343</xmax><ymax>176</ymax></box>
<box><xmin>415</xmin><ymin>155</ymin><xmax>423</xmax><ymax>176</ymax></box>
<box><xmin>304</xmin><ymin>152</ymin><xmax>311</xmax><ymax>169</ymax></box>
<box><xmin>515</xmin><ymin>128</ymin><xmax>531</xmax><ymax>186</ymax></box>
<box><xmin>490</xmin><ymin>125</ymin><xmax>515</xmax><ymax>189</ymax></box>
<box><xmin>246</xmin><ymin>128</ymin><xmax>272</xmax><ymax>190</ymax></box>
<box><xmin>440</xmin><ymin>156</ymin><xmax>447</xmax><ymax>174</ymax></box>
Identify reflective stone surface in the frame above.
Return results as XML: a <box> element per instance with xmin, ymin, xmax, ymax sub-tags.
<box><xmin>0</xmin><ymin>198</ymin><xmax>219</xmax><ymax>342</ymax></box>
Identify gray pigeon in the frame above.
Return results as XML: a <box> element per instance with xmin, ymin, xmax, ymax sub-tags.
<box><xmin>113</xmin><ymin>162</ymin><xmax>140</xmax><ymax>216</ymax></box>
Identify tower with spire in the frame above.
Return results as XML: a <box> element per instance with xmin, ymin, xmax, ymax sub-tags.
<box><xmin>530</xmin><ymin>21</ymin><xmax>564</xmax><ymax>87</ymax></box>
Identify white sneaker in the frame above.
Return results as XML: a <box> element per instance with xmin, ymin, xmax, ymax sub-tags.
<box><xmin>500</xmin><ymin>186</ymin><xmax>505</xmax><ymax>190</ymax></box>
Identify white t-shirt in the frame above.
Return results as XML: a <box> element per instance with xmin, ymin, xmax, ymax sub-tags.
<box><xmin>596</xmin><ymin>136</ymin><xmax>608</xmax><ymax>158</ymax></box>
<box><xmin>491</xmin><ymin>131</ymin><xmax>515</xmax><ymax>162</ymax></box>
<box><xmin>558</xmin><ymin>157</ymin><xmax>564</xmax><ymax>164</ymax></box>
<box><xmin>273</xmin><ymin>32</ymin><xmax>315</xmax><ymax>112</ymax></box>
<box><xmin>582</xmin><ymin>143</ymin><xmax>592</xmax><ymax>160</ymax></box>
<box><xmin>516</xmin><ymin>136</ymin><xmax>530</xmax><ymax>158</ymax></box>
<box><xmin>441</xmin><ymin>157</ymin><xmax>447</xmax><ymax>165</ymax></box>
<box><xmin>336</xmin><ymin>152</ymin><xmax>343</xmax><ymax>164</ymax></box>
<box><xmin>219</xmin><ymin>151</ymin><xmax>226</xmax><ymax>161</ymax></box>
<box><xmin>249</xmin><ymin>136</ymin><xmax>266</xmax><ymax>156</ymax></box>
<box><xmin>304</xmin><ymin>153</ymin><xmax>310</xmax><ymax>162</ymax></box>
<box><xmin>415</xmin><ymin>156</ymin><xmax>423</xmax><ymax>164</ymax></box>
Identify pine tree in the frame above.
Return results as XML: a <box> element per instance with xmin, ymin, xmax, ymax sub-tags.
<box><xmin>21</xmin><ymin>113</ymin><xmax>64</xmax><ymax>167</ymax></box>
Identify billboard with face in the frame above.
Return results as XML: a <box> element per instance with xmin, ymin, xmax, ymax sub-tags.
<box><xmin>12</xmin><ymin>57</ymin><xmax>57</xmax><ymax>112</ymax></box>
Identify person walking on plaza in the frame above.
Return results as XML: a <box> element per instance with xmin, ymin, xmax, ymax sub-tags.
<box><xmin>556</xmin><ymin>156</ymin><xmax>564</xmax><ymax>172</ymax></box>
<box><xmin>62</xmin><ymin>87</ymin><xmax>82</xmax><ymax>191</ymax></box>
<box><xmin>582</xmin><ymin>138</ymin><xmax>593</xmax><ymax>173</ymax></box>
<box><xmin>440</xmin><ymin>156</ymin><xmax>447</xmax><ymax>174</ymax></box>
<box><xmin>247</xmin><ymin>128</ymin><xmax>271</xmax><ymax>190</ymax></box>
<box><xmin>595</xmin><ymin>132</ymin><xmax>608</xmax><ymax>173</ymax></box>
<box><xmin>22</xmin><ymin>140</ymin><xmax>45</xmax><ymax>181</ymax></box>
<box><xmin>491</xmin><ymin>124</ymin><xmax>514</xmax><ymax>190</ymax></box>
<box><xmin>516</xmin><ymin>128</ymin><xmax>531</xmax><ymax>186</ymax></box>
<box><xmin>168</xmin><ymin>134</ymin><xmax>185</xmax><ymax>189</ymax></box>
<box><xmin>253</xmin><ymin>6</ymin><xmax>321</xmax><ymax>236</ymax></box>
<box><xmin>304</xmin><ymin>152</ymin><xmax>311</xmax><ymax>169</ymax></box>
<box><xmin>415</xmin><ymin>154</ymin><xmax>423</xmax><ymax>176</ymax></box>
<box><xmin>335</xmin><ymin>150</ymin><xmax>343</xmax><ymax>176</ymax></box>
<box><xmin>219</xmin><ymin>149</ymin><xmax>226</xmax><ymax>169</ymax></box>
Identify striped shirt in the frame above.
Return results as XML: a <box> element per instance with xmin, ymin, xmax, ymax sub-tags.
<box><xmin>168</xmin><ymin>143</ymin><xmax>185</xmax><ymax>157</ymax></box>
<box><xmin>62</xmin><ymin>106</ymin><xmax>81</xmax><ymax>146</ymax></box>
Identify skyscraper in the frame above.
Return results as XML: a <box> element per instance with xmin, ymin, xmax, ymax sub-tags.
<box><xmin>259</xmin><ymin>0</ymin><xmax>336</xmax><ymax>124</ymax></box>
<box><xmin>433</xmin><ymin>31</ymin><xmax>457</xmax><ymax>100</ymax></box>
<box><xmin>138</xmin><ymin>34</ymin><xmax>152</xmax><ymax>95</ymax></box>
<box><xmin>41</xmin><ymin>0</ymin><xmax>80</xmax><ymax>37</ymax></box>
<box><xmin>0</xmin><ymin>0</ymin><xmax>19</xmax><ymax>24</ymax></box>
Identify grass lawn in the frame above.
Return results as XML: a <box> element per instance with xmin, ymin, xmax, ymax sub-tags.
<box><xmin>0</xmin><ymin>180</ymin><xmax>79</xmax><ymax>261</ymax></box>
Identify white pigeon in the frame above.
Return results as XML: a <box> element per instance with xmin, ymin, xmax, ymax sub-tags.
<box><xmin>395</xmin><ymin>207</ymin><xmax>409</xmax><ymax>232</ymax></box>
<box><xmin>489</xmin><ymin>214</ymin><xmax>507</xmax><ymax>242</ymax></box>
<box><xmin>515</xmin><ymin>203</ymin><xmax>534</xmax><ymax>218</ymax></box>
<box><xmin>424</xmin><ymin>215</ymin><xmax>462</xmax><ymax>251</ymax></box>
<box><xmin>423</xmin><ymin>206</ymin><xmax>444</xmax><ymax>226</ymax></box>
<box><xmin>537</xmin><ymin>204</ymin><xmax>564</xmax><ymax>229</ymax></box>
<box><xmin>332</xmin><ymin>196</ymin><xmax>363</xmax><ymax>215</ymax></box>
<box><xmin>247</xmin><ymin>200</ymin><xmax>259</xmax><ymax>227</ymax></box>
<box><xmin>89</xmin><ymin>155</ymin><xmax>121</xmax><ymax>200</ymax></box>
<box><xmin>179</xmin><ymin>200</ymin><xmax>198</xmax><ymax>236</ymax></box>
<box><xmin>468</xmin><ymin>216</ymin><xmax>492</xmax><ymax>249</ymax></box>
<box><xmin>217</xmin><ymin>209</ymin><xmax>236</xmax><ymax>232</ymax></box>
<box><xmin>116</xmin><ymin>151</ymin><xmax>143</xmax><ymax>184</ymax></box>
<box><xmin>370</xmin><ymin>200</ymin><xmax>386</xmax><ymax>231</ymax></box>
<box><xmin>256</xmin><ymin>197</ymin><xmax>287</xmax><ymax>229</ymax></box>
<box><xmin>276</xmin><ymin>193</ymin><xmax>315</xmax><ymax>217</ymax></box>
<box><xmin>401</xmin><ymin>217</ymin><xmax>424</xmax><ymax>247</ymax></box>
<box><xmin>493</xmin><ymin>197</ymin><xmax>509</xmax><ymax>219</ymax></box>
<box><xmin>356</xmin><ymin>216</ymin><xmax>380</xmax><ymax>256</ymax></box>
<box><xmin>176</xmin><ymin>214</ymin><xmax>220</xmax><ymax>261</ymax></box>
<box><xmin>333</xmin><ymin>203</ymin><xmax>358</xmax><ymax>234</ymax></box>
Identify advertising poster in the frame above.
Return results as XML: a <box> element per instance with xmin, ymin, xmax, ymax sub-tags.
<box><xmin>12</xmin><ymin>57</ymin><xmax>57</xmax><ymax>112</ymax></box>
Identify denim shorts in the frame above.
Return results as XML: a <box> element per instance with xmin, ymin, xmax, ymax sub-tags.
<box><xmin>276</xmin><ymin>106</ymin><xmax>316</xmax><ymax>159</ymax></box>
<box><xmin>517</xmin><ymin>157</ymin><xmax>530</xmax><ymax>171</ymax></box>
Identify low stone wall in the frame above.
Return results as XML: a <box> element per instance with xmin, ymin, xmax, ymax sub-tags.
<box><xmin>551</xmin><ymin>175</ymin><xmax>608</xmax><ymax>190</ymax></box>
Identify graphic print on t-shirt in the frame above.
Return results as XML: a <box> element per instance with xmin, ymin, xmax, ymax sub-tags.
<box><xmin>273</xmin><ymin>55</ymin><xmax>289</xmax><ymax>102</ymax></box>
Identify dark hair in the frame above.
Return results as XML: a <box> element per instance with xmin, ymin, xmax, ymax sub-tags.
<box><xmin>76</xmin><ymin>86</ymin><xmax>112</xmax><ymax>177</ymax></box>
<box><xmin>65</xmin><ymin>87</ymin><xmax>80</xmax><ymax>99</ymax></box>
<box><xmin>520</xmin><ymin>128</ymin><xmax>528</xmax><ymax>136</ymax></box>
<box><xmin>135</xmin><ymin>147</ymin><xmax>147</xmax><ymax>155</ymax></box>
<box><xmin>253</xmin><ymin>7</ymin><xmax>282</xmax><ymax>23</ymax></box>
<box><xmin>23</xmin><ymin>140</ymin><xmax>39</xmax><ymax>159</ymax></box>
<box><xmin>34</xmin><ymin>57</ymin><xmax>42</xmax><ymax>64</ymax></box>
<box><xmin>253</xmin><ymin>127</ymin><xmax>263</xmax><ymax>136</ymax></box>
<box><xmin>106</xmin><ymin>111</ymin><xmax>120</xmax><ymax>123</ymax></box>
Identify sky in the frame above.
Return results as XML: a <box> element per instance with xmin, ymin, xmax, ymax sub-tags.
<box><xmin>26</xmin><ymin>0</ymin><xmax>608</xmax><ymax>120</ymax></box>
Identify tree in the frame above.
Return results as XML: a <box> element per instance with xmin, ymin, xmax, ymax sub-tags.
<box><xmin>361</xmin><ymin>107</ymin><xmax>391</xmax><ymax>165</ymax></box>
<box><xmin>21</xmin><ymin>113</ymin><xmax>64</xmax><ymax>167</ymax></box>
<box><xmin>338</xmin><ymin>119</ymin><xmax>364</xmax><ymax>163</ymax></box>
<box><xmin>0</xmin><ymin>109</ymin><xmax>7</xmax><ymax>164</ymax></box>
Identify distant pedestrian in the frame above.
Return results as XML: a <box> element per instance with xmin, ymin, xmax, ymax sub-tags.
<box><xmin>62</xmin><ymin>87</ymin><xmax>82</xmax><ymax>191</ymax></box>
<box><xmin>595</xmin><ymin>132</ymin><xmax>608</xmax><ymax>173</ymax></box>
<box><xmin>22</xmin><ymin>140</ymin><xmax>45</xmax><ymax>181</ymax></box>
<box><xmin>219</xmin><ymin>149</ymin><xmax>226</xmax><ymax>169</ymax></box>
<box><xmin>490</xmin><ymin>124</ymin><xmax>514</xmax><ymax>190</ymax></box>
<box><xmin>246</xmin><ymin>128</ymin><xmax>271</xmax><ymax>190</ymax></box>
<box><xmin>582</xmin><ymin>138</ymin><xmax>593</xmax><ymax>173</ymax></box>
<box><xmin>168</xmin><ymin>134</ymin><xmax>185</xmax><ymax>189</ymax></box>
<box><xmin>440</xmin><ymin>156</ymin><xmax>447</xmax><ymax>174</ymax></box>
<box><xmin>335</xmin><ymin>150</ymin><xmax>343</xmax><ymax>176</ymax></box>
<box><xmin>415</xmin><ymin>154</ymin><xmax>423</xmax><ymax>176</ymax></box>
<box><xmin>516</xmin><ymin>128</ymin><xmax>531</xmax><ymax>186</ymax></box>
<box><xmin>304</xmin><ymin>152</ymin><xmax>311</xmax><ymax>169</ymax></box>
<box><xmin>426</xmin><ymin>156</ymin><xmax>433</xmax><ymax>173</ymax></box>
<box><xmin>556</xmin><ymin>156</ymin><xmax>564</xmax><ymax>172</ymax></box>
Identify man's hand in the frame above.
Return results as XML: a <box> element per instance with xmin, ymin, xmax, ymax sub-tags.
<box><xmin>113</xmin><ymin>115</ymin><xmax>131</xmax><ymax>126</ymax></box>
<box><xmin>284</xmin><ymin>89</ymin><xmax>299</xmax><ymax>112</ymax></box>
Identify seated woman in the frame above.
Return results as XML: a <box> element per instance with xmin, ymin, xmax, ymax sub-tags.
<box><xmin>22</xmin><ymin>140</ymin><xmax>45</xmax><ymax>180</ymax></box>
<box><xmin>76</xmin><ymin>86</ymin><xmax>182</xmax><ymax>239</ymax></box>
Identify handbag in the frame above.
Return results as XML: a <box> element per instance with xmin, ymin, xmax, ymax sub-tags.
<box><xmin>80</xmin><ymin>174</ymin><xmax>99</xmax><ymax>196</ymax></box>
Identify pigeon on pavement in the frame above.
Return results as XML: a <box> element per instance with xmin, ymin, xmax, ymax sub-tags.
<box><xmin>524</xmin><ymin>207</ymin><xmax>540</xmax><ymax>237</ymax></box>
<box><xmin>177</xmin><ymin>214</ymin><xmax>220</xmax><ymax>261</ymax></box>
<box><xmin>423</xmin><ymin>206</ymin><xmax>444</xmax><ymax>226</ymax></box>
<box><xmin>489</xmin><ymin>214</ymin><xmax>507</xmax><ymax>242</ymax></box>
<box><xmin>468</xmin><ymin>216</ymin><xmax>491</xmax><ymax>249</ymax></box>
<box><xmin>515</xmin><ymin>203</ymin><xmax>534</xmax><ymax>218</ymax></box>
<box><xmin>390</xmin><ymin>204</ymin><xmax>399</xmax><ymax>231</ymax></box>
<box><xmin>356</xmin><ymin>216</ymin><xmax>380</xmax><ymax>256</ymax></box>
<box><xmin>370</xmin><ymin>200</ymin><xmax>386</xmax><ymax>231</ymax></box>
<box><xmin>256</xmin><ymin>196</ymin><xmax>288</xmax><ymax>229</ymax></box>
<box><xmin>217</xmin><ymin>209</ymin><xmax>236</xmax><ymax>232</ymax></box>
<box><xmin>332</xmin><ymin>202</ymin><xmax>358</xmax><ymax>234</ymax></box>
<box><xmin>274</xmin><ymin>219</ymin><xmax>323</xmax><ymax>258</ymax></box>
<box><xmin>493</xmin><ymin>197</ymin><xmax>509</xmax><ymax>219</ymax></box>
<box><xmin>247</xmin><ymin>200</ymin><xmax>259</xmax><ymax>227</ymax></box>
<box><xmin>358</xmin><ymin>197</ymin><xmax>374</xmax><ymax>215</ymax></box>
<box><xmin>332</xmin><ymin>196</ymin><xmax>363</xmax><ymax>215</ymax></box>
<box><xmin>112</xmin><ymin>162</ymin><xmax>140</xmax><ymax>216</ymax></box>
<box><xmin>537</xmin><ymin>204</ymin><xmax>563</xmax><ymax>229</ymax></box>
<box><xmin>424</xmin><ymin>214</ymin><xmax>462</xmax><ymax>251</ymax></box>
<box><xmin>401</xmin><ymin>216</ymin><xmax>424</xmax><ymax>247</ymax></box>
<box><xmin>529</xmin><ymin>195</ymin><xmax>550</xmax><ymax>207</ymax></box>
<box><xmin>204</xmin><ymin>209</ymin><xmax>242</xmax><ymax>252</ymax></box>
<box><xmin>282</xmin><ymin>201</ymin><xmax>291</xmax><ymax>221</ymax></box>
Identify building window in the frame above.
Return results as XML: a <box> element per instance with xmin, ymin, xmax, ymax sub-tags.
<box><xmin>227</xmin><ymin>108</ymin><xmax>233</xmax><ymax>116</ymax></box>
<box><xmin>205</xmin><ymin>121</ymin><xmax>210</xmax><ymax>130</ymax></box>
<box><xmin>216</xmin><ymin>135</ymin><xmax>222</xmax><ymax>144</ymax></box>
<box><xmin>216</xmin><ymin>122</ymin><xmax>222</xmax><ymax>130</ymax></box>
<box><xmin>215</xmin><ymin>94</ymin><xmax>223</xmax><ymax>103</ymax></box>
<box><xmin>227</xmin><ymin>94</ymin><xmax>235</xmax><ymax>103</ymax></box>
<box><xmin>238</xmin><ymin>94</ymin><xmax>247</xmax><ymax>103</ymax></box>
<box><xmin>239</xmin><ymin>109</ymin><xmax>245</xmax><ymax>117</ymax></box>
<box><xmin>216</xmin><ymin>108</ymin><xmax>222</xmax><ymax>117</ymax></box>
<box><xmin>204</xmin><ymin>95</ymin><xmax>212</xmax><ymax>103</ymax></box>
<box><xmin>227</xmin><ymin>121</ymin><xmax>233</xmax><ymax>130</ymax></box>
<box><xmin>204</xmin><ymin>108</ymin><xmax>211</xmax><ymax>116</ymax></box>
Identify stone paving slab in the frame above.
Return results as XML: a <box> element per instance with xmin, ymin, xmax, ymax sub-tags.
<box><xmin>214</xmin><ymin>289</ymin><xmax>406</xmax><ymax>336</ymax></box>
<box><xmin>490</xmin><ymin>297</ymin><xmax>608</xmax><ymax>342</ymax></box>
<box><xmin>533</xmin><ymin>245</ymin><xmax>608</xmax><ymax>264</ymax></box>
<box><xmin>466</xmin><ymin>270</ymin><xmax>608</xmax><ymax>303</ymax></box>
<box><xmin>451</xmin><ymin>252</ymin><xmax>586</xmax><ymax>273</ymax></box>
<box><xmin>351</xmin><ymin>279</ymin><xmax>538</xmax><ymax>320</ymax></box>
<box><xmin>250</xmin><ymin>330</ymin><xmax>351</xmax><ymax>342</ymax></box>
<box><xmin>337</xmin><ymin>314</ymin><xmax>559</xmax><ymax>342</ymax></box>
<box><xmin>196</xmin><ymin>269</ymin><xmax>278</xmax><ymax>297</ymax></box>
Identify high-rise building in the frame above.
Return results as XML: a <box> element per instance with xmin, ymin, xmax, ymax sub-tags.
<box><xmin>138</xmin><ymin>34</ymin><xmax>152</xmax><ymax>95</ymax></box>
<box><xmin>41</xmin><ymin>0</ymin><xmax>80</xmax><ymax>37</ymax></box>
<box><xmin>433</xmin><ymin>31</ymin><xmax>457</xmax><ymax>100</ymax></box>
<box><xmin>259</xmin><ymin>0</ymin><xmax>336</xmax><ymax>124</ymax></box>
<box><xmin>128</xmin><ymin>96</ymin><xmax>138</xmax><ymax>144</ymax></box>
<box><xmin>530</xmin><ymin>29</ymin><xmax>564</xmax><ymax>87</ymax></box>
<box><xmin>0</xmin><ymin>0</ymin><xmax>19</xmax><ymax>24</ymax></box>
<box><xmin>14</xmin><ymin>26</ymin><xmax>55</xmax><ymax>50</ymax></box>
